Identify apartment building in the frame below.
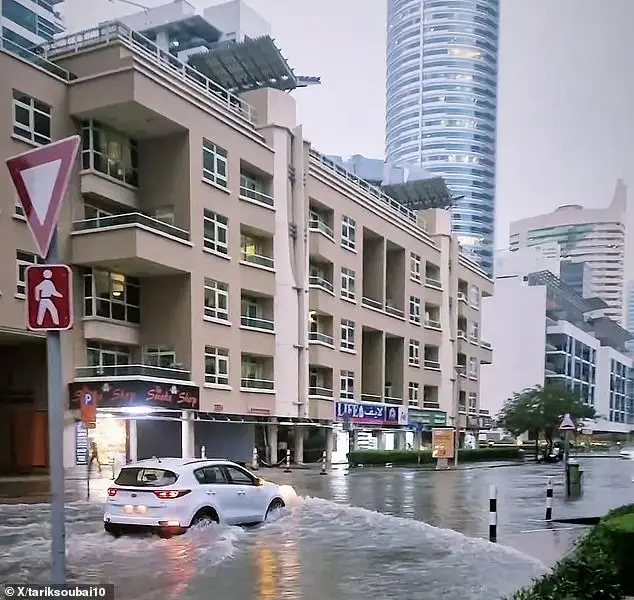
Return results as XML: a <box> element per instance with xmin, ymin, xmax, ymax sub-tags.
<box><xmin>0</xmin><ymin>22</ymin><xmax>492</xmax><ymax>474</ymax></box>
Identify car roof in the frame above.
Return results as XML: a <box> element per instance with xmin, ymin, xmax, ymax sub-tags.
<box><xmin>121</xmin><ymin>457</ymin><xmax>241</xmax><ymax>470</ymax></box>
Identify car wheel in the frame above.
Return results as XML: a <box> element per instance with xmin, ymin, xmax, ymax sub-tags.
<box><xmin>190</xmin><ymin>508</ymin><xmax>220</xmax><ymax>528</ymax></box>
<box><xmin>265</xmin><ymin>498</ymin><xmax>285</xmax><ymax>519</ymax></box>
<box><xmin>104</xmin><ymin>523</ymin><xmax>121</xmax><ymax>538</ymax></box>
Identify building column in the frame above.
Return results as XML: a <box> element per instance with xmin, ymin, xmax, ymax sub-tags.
<box><xmin>181</xmin><ymin>411</ymin><xmax>195</xmax><ymax>459</ymax></box>
<box><xmin>294</xmin><ymin>426</ymin><xmax>304</xmax><ymax>464</ymax></box>
<box><xmin>351</xmin><ymin>430</ymin><xmax>360</xmax><ymax>451</ymax></box>
<box><xmin>413</xmin><ymin>431</ymin><xmax>423</xmax><ymax>451</ymax></box>
<box><xmin>376</xmin><ymin>430</ymin><xmax>386</xmax><ymax>450</ymax></box>
<box><xmin>326</xmin><ymin>427</ymin><xmax>334</xmax><ymax>463</ymax></box>
<box><xmin>128</xmin><ymin>419</ymin><xmax>137</xmax><ymax>463</ymax></box>
<box><xmin>267</xmin><ymin>421</ymin><xmax>278</xmax><ymax>464</ymax></box>
<box><xmin>394</xmin><ymin>431</ymin><xmax>406</xmax><ymax>450</ymax></box>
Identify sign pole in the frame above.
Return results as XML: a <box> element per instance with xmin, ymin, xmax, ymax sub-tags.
<box><xmin>46</xmin><ymin>228</ymin><xmax>66</xmax><ymax>584</ymax></box>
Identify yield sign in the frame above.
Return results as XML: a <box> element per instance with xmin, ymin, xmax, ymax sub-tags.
<box><xmin>6</xmin><ymin>136</ymin><xmax>80</xmax><ymax>259</ymax></box>
<box><xmin>559</xmin><ymin>413</ymin><xmax>576</xmax><ymax>430</ymax></box>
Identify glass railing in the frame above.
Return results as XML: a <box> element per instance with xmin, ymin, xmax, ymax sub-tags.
<box><xmin>385</xmin><ymin>305</ymin><xmax>405</xmax><ymax>319</ymax></box>
<box><xmin>362</xmin><ymin>297</ymin><xmax>384</xmax><ymax>311</ymax></box>
<box><xmin>480</xmin><ymin>340</ymin><xmax>492</xmax><ymax>350</ymax></box>
<box><xmin>425</xmin><ymin>276</ymin><xmax>442</xmax><ymax>290</ymax></box>
<box><xmin>384</xmin><ymin>396</ymin><xmax>402</xmax><ymax>405</ymax></box>
<box><xmin>0</xmin><ymin>36</ymin><xmax>73</xmax><ymax>80</ymax></box>
<box><xmin>308</xmin><ymin>218</ymin><xmax>334</xmax><ymax>239</ymax></box>
<box><xmin>240</xmin><ymin>316</ymin><xmax>275</xmax><ymax>331</ymax></box>
<box><xmin>423</xmin><ymin>402</ymin><xmax>441</xmax><ymax>410</ymax></box>
<box><xmin>308</xmin><ymin>387</ymin><xmax>333</xmax><ymax>397</ymax></box>
<box><xmin>239</xmin><ymin>186</ymin><xmax>274</xmax><ymax>207</ymax></box>
<box><xmin>72</xmin><ymin>213</ymin><xmax>190</xmax><ymax>241</ymax></box>
<box><xmin>425</xmin><ymin>319</ymin><xmax>442</xmax><ymax>330</ymax></box>
<box><xmin>240</xmin><ymin>377</ymin><xmax>275</xmax><ymax>391</ymax></box>
<box><xmin>75</xmin><ymin>364</ymin><xmax>191</xmax><ymax>380</ymax></box>
<box><xmin>309</xmin><ymin>276</ymin><xmax>334</xmax><ymax>293</ymax></box>
<box><xmin>240</xmin><ymin>252</ymin><xmax>274</xmax><ymax>269</ymax></box>
<box><xmin>308</xmin><ymin>331</ymin><xmax>334</xmax><ymax>346</ymax></box>
<box><xmin>424</xmin><ymin>360</ymin><xmax>441</xmax><ymax>370</ymax></box>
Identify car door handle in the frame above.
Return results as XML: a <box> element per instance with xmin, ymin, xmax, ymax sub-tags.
<box><xmin>237</xmin><ymin>491</ymin><xmax>246</xmax><ymax>496</ymax></box>
<box><xmin>206</xmin><ymin>491</ymin><xmax>216</xmax><ymax>495</ymax></box>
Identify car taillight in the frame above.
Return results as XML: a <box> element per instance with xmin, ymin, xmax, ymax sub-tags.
<box><xmin>107</xmin><ymin>488</ymin><xmax>118</xmax><ymax>497</ymax></box>
<box><xmin>153</xmin><ymin>490</ymin><xmax>191</xmax><ymax>499</ymax></box>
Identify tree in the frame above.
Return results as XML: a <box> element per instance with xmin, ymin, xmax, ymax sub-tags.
<box><xmin>497</xmin><ymin>383</ymin><xmax>596</xmax><ymax>459</ymax></box>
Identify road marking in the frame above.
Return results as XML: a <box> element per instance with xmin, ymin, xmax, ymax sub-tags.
<box><xmin>518</xmin><ymin>526</ymin><xmax>589</xmax><ymax>533</ymax></box>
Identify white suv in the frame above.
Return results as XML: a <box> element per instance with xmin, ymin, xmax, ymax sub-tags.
<box><xmin>104</xmin><ymin>457</ymin><xmax>286</xmax><ymax>537</ymax></box>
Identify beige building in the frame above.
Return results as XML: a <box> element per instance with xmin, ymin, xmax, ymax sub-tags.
<box><xmin>0</xmin><ymin>24</ymin><xmax>492</xmax><ymax>474</ymax></box>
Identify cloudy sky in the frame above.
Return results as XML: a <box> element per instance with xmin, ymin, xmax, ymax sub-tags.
<box><xmin>62</xmin><ymin>0</ymin><xmax>634</xmax><ymax>249</ymax></box>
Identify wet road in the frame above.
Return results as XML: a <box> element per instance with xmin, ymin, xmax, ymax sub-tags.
<box><xmin>1</xmin><ymin>457</ymin><xmax>632</xmax><ymax>600</ymax></box>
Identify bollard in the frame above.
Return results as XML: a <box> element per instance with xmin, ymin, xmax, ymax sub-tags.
<box><xmin>545</xmin><ymin>477</ymin><xmax>553</xmax><ymax>521</ymax></box>
<box><xmin>252</xmin><ymin>447</ymin><xmax>259</xmax><ymax>471</ymax></box>
<box><xmin>201</xmin><ymin>445</ymin><xmax>206</xmax><ymax>459</ymax></box>
<box><xmin>284</xmin><ymin>449</ymin><xmax>292</xmax><ymax>473</ymax></box>
<box><xmin>320</xmin><ymin>450</ymin><xmax>327</xmax><ymax>475</ymax></box>
<box><xmin>488</xmin><ymin>485</ymin><xmax>498</xmax><ymax>543</ymax></box>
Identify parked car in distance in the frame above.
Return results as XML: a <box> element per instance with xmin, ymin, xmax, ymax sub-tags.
<box><xmin>104</xmin><ymin>457</ymin><xmax>286</xmax><ymax>538</ymax></box>
<box><xmin>619</xmin><ymin>447</ymin><xmax>634</xmax><ymax>460</ymax></box>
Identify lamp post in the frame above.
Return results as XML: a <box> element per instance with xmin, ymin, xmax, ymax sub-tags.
<box><xmin>453</xmin><ymin>365</ymin><xmax>462</xmax><ymax>467</ymax></box>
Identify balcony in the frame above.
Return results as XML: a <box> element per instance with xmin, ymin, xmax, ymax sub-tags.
<box><xmin>240</xmin><ymin>295</ymin><xmax>275</xmax><ymax>332</ymax></box>
<box><xmin>424</xmin><ymin>304</ymin><xmax>441</xmax><ymax>331</ymax></box>
<box><xmin>308</xmin><ymin>215</ymin><xmax>334</xmax><ymax>240</ymax></box>
<box><xmin>362</xmin><ymin>296</ymin><xmax>384</xmax><ymax>312</ymax></box>
<box><xmin>458</xmin><ymin>291</ymin><xmax>468</xmax><ymax>304</ymax></box>
<box><xmin>80</xmin><ymin>169</ymin><xmax>138</xmax><ymax>208</ymax></box>
<box><xmin>239</xmin><ymin>173</ymin><xmax>274</xmax><ymax>209</ymax></box>
<box><xmin>309</xmin><ymin>275</ymin><xmax>334</xmax><ymax>294</ymax></box>
<box><xmin>425</xmin><ymin>275</ymin><xmax>442</xmax><ymax>291</ymax></box>
<box><xmin>423</xmin><ymin>385</ymin><xmax>440</xmax><ymax>409</ymax></box>
<box><xmin>309</xmin><ymin>331</ymin><xmax>334</xmax><ymax>347</ymax></box>
<box><xmin>309</xmin><ymin>260</ymin><xmax>335</xmax><ymax>310</ymax></box>
<box><xmin>424</xmin><ymin>360</ymin><xmax>441</xmax><ymax>370</ymax></box>
<box><xmin>71</xmin><ymin>213</ymin><xmax>192</xmax><ymax>275</ymax></box>
<box><xmin>309</xmin><ymin>366</ymin><xmax>334</xmax><ymax>400</ymax></box>
<box><xmin>308</xmin><ymin>206</ymin><xmax>336</xmax><ymax>261</ymax></box>
<box><xmin>385</xmin><ymin>298</ymin><xmax>405</xmax><ymax>320</ymax></box>
<box><xmin>480</xmin><ymin>340</ymin><xmax>492</xmax><ymax>350</ymax></box>
<box><xmin>241</xmin><ymin>355</ymin><xmax>275</xmax><ymax>393</ymax></box>
<box><xmin>74</xmin><ymin>363</ymin><xmax>192</xmax><ymax>381</ymax></box>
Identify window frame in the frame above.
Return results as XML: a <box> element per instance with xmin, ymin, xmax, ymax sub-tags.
<box><xmin>86</xmin><ymin>342</ymin><xmax>131</xmax><ymax>369</ymax></box>
<box><xmin>143</xmin><ymin>346</ymin><xmax>176</xmax><ymax>368</ymax></box>
<box><xmin>340</xmin><ymin>370</ymin><xmax>355</xmax><ymax>400</ymax></box>
<box><xmin>410</xmin><ymin>253</ymin><xmax>421</xmax><ymax>282</ymax></box>
<box><xmin>204</xmin><ymin>278</ymin><xmax>229</xmax><ymax>321</ymax></box>
<box><xmin>341</xmin><ymin>267</ymin><xmax>356</xmax><ymax>301</ymax></box>
<box><xmin>12</xmin><ymin>90</ymin><xmax>51</xmax><ymax>145</ymax></box>
<box><xmin>203</xmin><ymin>209</ymin><xmax>229</xmax><ymax>256</ymax></box>
<box><xmin>408</xmin><ymin>382</ymin><xmax>420</xmax><ymax>405</ymax></box>
<box><xmin>408</xmin><ymin>339</ymin><xmax>421</xmax><ymax>367</ymax></box>
<box><xmin>340</xmin><ymin>319</ymin><xmax>356</xmax><ymax>351</ymax></box>
<box><xmin>202</xmin><ymin>138</ymin><xmax>228</xmax><ymax>188</ymax></box>
<box><xmin>409</xmin><ymin>296</ymin><xmax>422</xmax><ymax>324</ymax></box>
<box><xmin>83</xmin><ymin>268</ymin><xmax>141</xmax><ymax>325</ymax></box>
<box><xmin>341</xmin><ymin>216</ymin><xmax>356</xmax><ymax>251</ymax></box>
<box><xmin>16</xmin><ymin>250</ymin><xmax>44</xmax><ymax>296</ymax></box>
<box><xmin>205</xmin><ymin>346</ymin><xmax>230</xmax><ymax>386</ymax></box>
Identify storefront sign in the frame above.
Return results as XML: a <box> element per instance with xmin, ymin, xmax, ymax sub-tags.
<box><xmin>75</xmin><ymin>421</ymin><xmax>88</xmax><ymax>466</ymax></box>
<box><xmin>408</xmin><ymin>409</ymin><xmax>447</xmax><ymax>430</ymax></box>
<box><xmin>69</xmin><ymin>380</ymin><xmax>200</xmax><ymax>411</ymax></box>
<box><xmin>80</xmin><ymin>389</ymin><xmax>97</xmax><ymax>425</ymax></box>
<box><xmin>334</xmin><ymin>401</ymin><xmax>408</xmax><ymax>426</ymax></box>
<box><xmin>432</xmin><ymin>428</ymin><xmax>455</xmax><ymax>459</ymax></box>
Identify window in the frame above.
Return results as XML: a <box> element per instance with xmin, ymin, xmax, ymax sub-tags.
<box><xmin>194</xmin><ymin>466</ymin><xmax>228</xmax><ymax>485</ymax></box>
<box><xmin>340</xmin><ymin>370</ymin><xmax>355</xmax><ymax>400</ymax></box>
<box><xmin>341</xmin><ymin>216</ymin><xmax>356</xmax><ymax>250</ymax></box>
<box><xmin>469</xmin><ymin>285</ymin><xmax>480</xmax><ymax>308</ymax></box>
<box><xmin>408</xmin><ymin>382</ymin><xmax>420</xmax><ymax>406</ymax></box>
<box><xmin>469</xmin><ymin>321</ymin><xmax>479</xmax><ymax>341</ymax></box>
<box><xmin>409</xmin><ymin>296</ymin><xmax>422</xmax><ymax>325</ymax></box>
<box><xmin>203</xmin><ymin>209</ymin><xmax>229</xmax><ymax>255</ymax></box>
<box><xmin>143</xmin><ymin>346</ymin><xmax>176</xmax><ymax>368</ymax></box>
<box><xmin>224</xmin><ymin>465</ymin><xmax>256</xmax><ymax>485</ymax></box>
<box><xmin>410</xmin><ymin>253</ymin><xmax>421</xmax><ymax>282</ymax></box>
<box><xmin>469</xmin><ymin>357</ymin><xmax>478</xmax><ymax>378</ymax></box>
<box><xmin>12</xmin><ymin>90</ymin><xmax>51</xmax><ymax>145</ymax></box>
<box><xmin>81</xmin><ymin>120</ymin><xmax>138</xmax><ymax>186</ymax></box>
<box><xmin>83</xmin><ymin>269</ymin><xmax>140</xmax><ymax>324</ymax></box>
<box><xmin>16</xmin><ymin>251</ymin><xmax>44</xmax><ymax>296</ymax></box>
<box><xmin>468</xmin><ymin>392</ymin><xmax>478</xmax><ymax>412</ymax></box>
<box><xmin>240</xmin><ymin>173</ymin><xmax>273</xmax><ymax>207</ymax></box>
<box><xmin>205</xmin><ymin>346</ymin><xmax>229</xmax><ymax>386</ymax></box>
<box><xmin>341</xmin><ymin>319</ymin><xmax>356</xmax><ymax>351</ymax></box>
<box><xmin>86</xmin><ymin>343</ymin><xmax>130</xmax><ymax>370</ymax></box>
<box><xmin>341</xmin><ymin>268</ymin><xmax>356</xmax><ymax>301</ymax></box>
<box><xmin>409</xmin><ymin>339</ymin><xmax>420</xmax><ymax>366</ymax></box>
<box><xmin>84</xmin><ymin>204</ymin><xmax>114</xmax><ymax>223</ymax></box>
<box><xmin>204</xmin><ymin>279</ymin><xmax>229</xmax><ymax>321</ymax></box>
<box><xmin>202</xmin><ymin>138</ymin><xmax>228</xmax><ymax>188</ymax></box>
<box><xmin>115</xmin><ymin>468</ymin><xmax>178</xmax><ymax>487</ymax></box>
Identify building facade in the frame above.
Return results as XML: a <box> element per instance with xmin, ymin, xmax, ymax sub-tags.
<box><xmin>509</xmin><ymin>180</ymin><xmax>628</xmax><ymax>325</ymax></box>
<box><xmin>385</xmin><ymin>0</ymin><xmax>500</xmax><ymax>275</ymax></box>
<box><xmin>0</xmin><ymin>25</ymin><xmax>493</xmax><ymax>474</ymax></box>
<box><xmin>0</xmin><ymin>0</ymin><xmax>64</xmax><ymax>51</ymax></box>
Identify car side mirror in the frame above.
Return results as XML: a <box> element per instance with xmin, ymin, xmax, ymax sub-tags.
<box><xmin>256</xmin><ymin>477</ymin><xmax>264</xmax><ymax>486</ymax></box>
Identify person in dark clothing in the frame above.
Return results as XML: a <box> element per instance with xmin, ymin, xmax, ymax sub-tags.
<box><xmin>89</xmin><ymin>441</ymin><xmax>102</xmax><ymax>474</ymax></box>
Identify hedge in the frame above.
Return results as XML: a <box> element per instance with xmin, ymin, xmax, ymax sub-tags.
<box><xmin>347</xmin><ymin>447</ymin><xmax>521</xmax><ymax>466</ymax></box>
<box><xmin>508</xmin><ymin>504</ymin><xmax>634</xmax><ymax>599</ymax></box>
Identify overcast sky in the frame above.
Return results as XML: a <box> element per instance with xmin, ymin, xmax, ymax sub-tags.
<box><xmin>62</xmin><ymin>0</ymin><xmax>634</xmax><ymax>250</ymax></box>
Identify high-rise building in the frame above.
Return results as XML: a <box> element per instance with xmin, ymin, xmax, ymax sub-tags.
<box><xmin>0</xmin><ymin>0</ymin><xmax>64</xmax><ymax>52</ymax></box>
<box><xmin>385</xmin><ymin>0</ymin><xmax>500</xmax><ymax>275</ymax></box>
<box><xmin>509</xmin><ymin>180</ymin><xmax>627</xmax><ymax>325</ymax></box>
<box><xmin>0</xmin><ymin>4</ymin><xmax>493</xmax><ymax>473</ymax></box>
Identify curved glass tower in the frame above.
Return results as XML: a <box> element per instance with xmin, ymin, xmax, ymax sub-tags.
<box><xmin>385</xmin><ymin>0</ymin><xmax>499</xmax><ymax>274</ymax></box>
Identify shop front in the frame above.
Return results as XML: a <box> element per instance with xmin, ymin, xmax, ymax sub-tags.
<box><xmin>68</xmin><ymin>379</ymin><xmax>200</xmax><ymax>468</ymax></box>
<box><xmin>407</xmin><ymin>409</ymin><xmax>448</xmax><ymax>450</ymax></box>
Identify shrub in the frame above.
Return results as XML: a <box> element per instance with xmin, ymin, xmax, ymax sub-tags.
<box><xmin>347</xmin><ymin>446</ymin><xmax>521</xmax><ymax>466</ymax></box>
<box><xmin>508</xmin><ymin>504</ymin><xmax>634</xmax><ymax>599</ymax></box>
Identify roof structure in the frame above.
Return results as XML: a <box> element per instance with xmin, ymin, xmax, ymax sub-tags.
<box><xmin>381</xmin><ymin>176</ymin><xmax>454</xmax><ymax>211</ymax></box>
<box><xmin>188</xmin><ymin>35</ymin><xmax>320</xmax><ymax>93</ymax></box>
<box><xmin>140</xmin><ymin>14</ymin><xmax>222</xmax><ymax>51</ymax></box>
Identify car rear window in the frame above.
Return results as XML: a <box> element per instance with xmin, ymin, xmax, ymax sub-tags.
<box><xmin>115</xmin><ymin>467</ymin><xmax>178</xmax><ymax>487</ymax></box>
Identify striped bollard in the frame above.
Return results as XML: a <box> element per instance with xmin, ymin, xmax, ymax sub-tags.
<box><xmin>489</xmin><ymin>485</ymin><xmax>498</xmax><ymax>543</ymax></box>
<box><xmin>284</xmin><ymin>449</ymin><xmax>292</xmax><ymax>473</ymax></box>
<box><xmin>252</xmin><ymin>447</ymin><xmax>259</xmax><ymax>471</ymax></box>
<box><xmin>320</xmin><ymin>450</ymin><xmax>327</xmax><ymax>475</ymax></box>
<box><xmin>545</xmin><ymin>477</ymin><xmax>553</xmax><ymax>521</ymax></box>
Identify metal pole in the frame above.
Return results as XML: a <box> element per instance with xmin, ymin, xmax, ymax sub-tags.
<box><xmin>488</xmin><ymin>484</ymin><xmax>498</xmax><ymax>543</ymax></box>
<box><xmin>453</xmin><ymin>369</ymin><xmax>460</xmax><ymax>467</ymax></box>
<box><xmin>564</xmin><ymin>431</ymin><xmax>571</xmax><ymax>497</ymax></box>
<box><xmin>545</xmin><ymin>477</ymin><xmax>553</xmax><ymax>521</ymax></box>
<box><xmin>46</xmin><ymin>229</ymin><xmax>66</xmax><ymax>583</ymax></box>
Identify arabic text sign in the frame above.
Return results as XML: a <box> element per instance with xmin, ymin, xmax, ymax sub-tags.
<box><xmin>432</xmin><ymin>428</ymin><xmax>455</xmax><ymax>459</ymax></box>
<box><xmin>334</xmin><ymin>401</ymin><xmax>406</xmax><ymax>425</ymax></box>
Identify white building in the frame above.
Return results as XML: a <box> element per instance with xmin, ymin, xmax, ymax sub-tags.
<box><xmin>482</xmin><ymin>248</ymin><xmax>634</xmax><ymax>433</ymax></box>
<box><xmin>1</xmin><ymin>0</ymin><xmax>64</xmax><ymax>49</ymax></box>
<box><xmin>509</xmin><ymin>180</ymin><xmax>627</xmax><ymax>325</ymax></box>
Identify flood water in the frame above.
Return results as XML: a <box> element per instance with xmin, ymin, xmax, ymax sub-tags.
<box><xmin>1</xmin><ymin>457</ymin><xmax>632</xmax><ymax>600</ymax></box>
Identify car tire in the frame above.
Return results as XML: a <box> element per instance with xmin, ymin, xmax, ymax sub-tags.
<box><xmin>265</xmin><ymin>498</ymin><xmax>285</xmax><ymax>519</ymax></box>
<box><xmin>104</xmin><ymin>523</ymin><xmax>122</xmax><ymax>538</ymax></box>
<box><xmin>190</xmin><ymin>508</ymin><xmax>220</xmax><ymax>528</ymax></box>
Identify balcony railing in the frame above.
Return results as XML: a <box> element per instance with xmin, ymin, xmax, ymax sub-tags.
<box><xmin>240</xmin><ymin>377</ymin><xmax>275</xmax><ymax>391</ymax></box>
<box><xmin>408</xmin><ymin>400</ymin><xmax>419</xmax><ymax>407</ymax></box>
<box><xmin>308</xmin><ymin>386</ymin><xmax>333</xmax><ymax>398</ymax></box>
<box><xmin>241</xmin><ymin>251</ymin><xmax>274</xmax><ymax>269</ymax></box>
<box><xmin>425</xmin><ymin>276</ymin><xmax>442</xmax><ymax>290</ymax></box>
<box><xmin>239</xmin><ymin>186</ymin><xmax>274</xmax><ymax>208</ymax></box>
<box><xmin>423</xmin><ymin>401</ymin><xmax>440</xmax><ymax>410</ymax></box>
<box><xmin>240</xmin><ymin>316</ymin><xmax>275</xmax><ymax>331</ymax></box>
<box><xmin>75</xmin><ymin>364</ymin><xmax>191</xmax><ymax>381</ymax></box>
<box><xmin>309</xmin><ymin>276</ymin><xmax>334</xmax><ymax>293</ymax></box>
<box><xmin>72</xmin><ymin>213</ymin><xmax>191</xmax><ymax>241</ymax></box>
<box><xmin>309</xmin><ymin>331</ymin><xmax>334</xmax><ymax>346</ymax></box>
<box><xmin>457</xmin><ymin>330</ymin><xmax>468</xmax><ymax>340</ymax></box>
<box><xmin>362</xmin><ymin>297</ymin><xmax>383</xmax><ymax>311</ymax></box>
<box><xmin>458</xmin><ymin>292</ymin><xmax>468</xmax><ymax>303</ymax></box>
<box><xmin>424</xmin><ymin>360</ymin><xmax>441</xmax><ymax>370</ymax></box>
<box><xmin>361</xmin><ymin>393</ymin><xmax>382</xmax><ymax>403</ymax></box>
<box><xmin>425</xmin><ymin>319</ymin><xmax>442</xmax><ymax>330</ymax></box>
<box><xmin>385</xmin><ymin>304</ymin><xmax>405</xmax><ymax>319</ymax></box>
<box><xmin>384</xmin><ymin>396</ymin><xmax>402</xmax><ymax>405</ymax></box>
<box><xmin>308</xmin><ymin>218</ymin><xmax>334</xmax><ymax>240</ymax></box>
<box><xmin>480</xmin><ymin>340</ymin><xmax>492</xmax><ymax>350</ymax></box>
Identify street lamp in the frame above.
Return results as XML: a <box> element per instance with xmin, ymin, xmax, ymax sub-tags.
<box><xmin>453</xmin><ymin>364</ymin><xmax>464</xmax><ymax>467</ymax></box>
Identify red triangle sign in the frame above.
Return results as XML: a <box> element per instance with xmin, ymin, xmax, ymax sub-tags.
<box><xmin>6</xmin><ymin>136</ymin><xmax>80</xmax><ymax>259</ymax></box>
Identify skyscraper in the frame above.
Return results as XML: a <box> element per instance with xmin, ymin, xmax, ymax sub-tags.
<box><xmin>385</xmin><ymin>0</ymin><xmax>499</xmax><ymax>275</ymax></box>
<box><xmin>1</xmin><ymin>0</ymin><xmax>64</xmax><ymax>51</ymax></box>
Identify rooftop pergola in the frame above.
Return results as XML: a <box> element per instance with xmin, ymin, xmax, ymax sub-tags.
<box><xmin>381</xmin><ymin>176</ymin><xmax>453</xmax><ymax>211</ymax></box>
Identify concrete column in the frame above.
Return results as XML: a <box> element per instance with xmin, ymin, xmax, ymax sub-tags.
<box><xmin>181</xmin><ymin>411</ymin><xmax>195</xmax><ymax>459</ymax></box>
<box><xmin>394</xmin><ymin>431</ymin><xmax>406</xmax><ymax>450</ymax></box>
<box><xmin>267</xmin><ymin>422</ymin><xmax>278</xmax><ymax>464</ymax></box>
<box><xmin>128</xmin><ymin>419</ymin><xmax>137</xmax><ymax>463</ymax></box>
<box><xmin>294</xmin><ymin>427</ymin><xmax>304</xmax><ymax>464</ymax></box>
<box><xmin>351</xmin><ymin>430</ymin><xmax>360</xmax><ymax>451</ymax></box>
<box><xmin>377</xmin><ymin>430</ymin><xmax>386</xmax><ymax>450</ymax></box>
<box><xmin>326</xmin><ymin>427</ymin><xmax>334</xmax><ymax>463</ymax></box>
<box><xmin>413</xmin><ymin>431</ymin><xmax>423</xmax><ymax>451</ymax></box>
